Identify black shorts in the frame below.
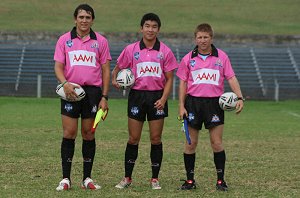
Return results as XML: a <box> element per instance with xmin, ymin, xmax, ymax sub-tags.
<box><xmin>185</xmin><ymin>95</ymin><xmax>224</xmax><ymax>130</ymax></box>
<box><xmin>128</xmin><ymin>89</ymin><xmax>168</xmax><ymax>121</ymax></box>
<box><xmin>61</xmin><ymin>86</ymin><xmax>102</xmax><ymax>119</ymax></box>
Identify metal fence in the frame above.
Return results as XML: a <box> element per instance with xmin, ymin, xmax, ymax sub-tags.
<box><xmin>0</xmin><ymin>42</ymin><xmax>299</xmax><ymax>100</ymax></box>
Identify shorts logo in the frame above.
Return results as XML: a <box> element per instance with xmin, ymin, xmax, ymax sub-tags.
<box><xmin>157</xmin><ymin>52</ymin><xmax>164</xmax><ymax>60</ymax></box>
<box><xmin>188</xmin><ymin>113</ymin><xmax>195</xmax><ymax>122</ymax></box>
<box><xmin>211</xmin><ymin>114</ymin><xmax>220</xmax><ymax>122</ymax></box>
<box><xmin>214</xmin><ymin>59</ymin><xmax>223</xmax><ymax>67</ymax></box>
<box><xmin>66</xmin><ymin>40</ymin><xmax>73</xmax><ymax>47</ymax></box>
<box><xmin>131</xmin><ymin>106</ymin><xmax>139</xmax><ymax>115</ymax></box>
<box><xmin>64</xmin><ymin>103</ymin><xmax>73</xmax><ymax>112</ymax></box>
<box><xmin>91</xmin><ymin>42</ymin><xmax>99</xmax><ymax>49</ymax></box>
<box><xmin>156</xmin><ymin>109</ymin><xmax>165</xmax><ymax>116</ymax></box>
<box><xmin>134</xmin><ymin>52</ymin><xmax>140</xmax><ymax>60</ymax></box>
<box><xmin>190</xmin><ymin>60</ymin><xmax>196</xmax><ymax>67</ymax></box>
<box><xmin>91</xmin><ymin>105</ymin><xmax>97</xmax><ymax>113</ymax></box>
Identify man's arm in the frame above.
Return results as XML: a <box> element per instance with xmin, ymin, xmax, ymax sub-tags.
<box><xmin>228</xmin><ymin>76</ymin><xmax>244</xmax><ymax>114</ymax></box>
<box><xmin>111</xmin><ymin>65</ymin><xmax>121</xmax><ymax>89</ymax></box>
<box><xmin>178</xmin><ymin>79</ymin><xmax>188</xmax><ymax>119</ymax></box>
<box><xmin>99</xmin><ymin>60</ymin><xmax>110</xmax><ymax>111</ymax></box>
<box><xmin>154</xmin><ymin>71</ymin><xmax>174</xmax><ymax>110</ymax></box>
<box><xmin>101</xmin><ymin>60</ymin><xmax>110</xmax><ymax>96</ymax></box>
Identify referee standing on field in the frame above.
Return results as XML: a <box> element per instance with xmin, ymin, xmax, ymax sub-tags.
<box><xmin>177</xmin><ymin>23</ymin><xmax>244</xmax><ymax>191</ymax></box>
<box><xmin>54</xmin><ymin>4</ymin><xmax>111</xmax><ymax>191</ymax></box>
<box><xmin>112</xmin><ymin>13</ymin><xmax>178</xmax><ymax>190</ymax></box>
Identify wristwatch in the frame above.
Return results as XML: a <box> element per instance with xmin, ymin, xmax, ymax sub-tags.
<box><xmin>237</xmin><ymin>97</ymin><xmax>245</xmax><ymax>101</ymax></box>
<box><xmin>102</xmin><ymin>95</ymin><xmax>108</xmax><ymax>101</ymax></box>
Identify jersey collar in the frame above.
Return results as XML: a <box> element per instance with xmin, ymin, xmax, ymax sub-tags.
<box><xmin>139</xmin><ymin>38</ymin><xmax>160</xmax><ymax>51</ymax></box>
<box><xmin>191</xmin><ymin>44</ymin><xmax>218</xmax><ymax>58</ymax></box>
<box><xmin>70</xmin><ymin>27</ymin><xmax>97</xmax><ymax>40</ymax></box>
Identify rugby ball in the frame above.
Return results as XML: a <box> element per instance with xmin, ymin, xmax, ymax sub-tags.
<box><xmin>116</xmin><ymin>69</ymin><xmax>135</xmax><ymax>89</ymax></box>
<box><xmin>219</xmin><ymin>92</ymin><xmax>238</xmax><ymax>111</ymax></box>
<box><xmin>56</xmin><ymin>82</ymin><xmax>86</xmax><ymax>101</ymax></box>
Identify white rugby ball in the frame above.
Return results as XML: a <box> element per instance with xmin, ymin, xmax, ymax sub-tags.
<box><xmin>56</xmin><ymin>82</ymin><xmax>86</xmax><ymax>101</ymax></box>
<box><xmin>219</xmin><ymin>92</ymin><xmax>238</xmax><ymax>111</ymax></box>
<box><xmin>116</xmin><ymin>69</ymin><xmax>135</xmax><ymax>89</ymax></box>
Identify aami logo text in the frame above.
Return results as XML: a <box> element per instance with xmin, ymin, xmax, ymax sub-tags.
<box><xmin>73</xmin><ymin>54</ymin><xmax>93</xmax><ymax>62</ymax></box>
<box><xmin>191</xmin><ymin>68</ymin><xmax>220</xmax><ymax>85</ymax></box>
<box><xmin>68</xmin><ymin>50</ymin><xmax>96</xmax><ymax>67</ymax></box>
<box><xmin>137</xmin><ymin>62</ymin><xmax>162</xmax><ymax>78</ymax></box>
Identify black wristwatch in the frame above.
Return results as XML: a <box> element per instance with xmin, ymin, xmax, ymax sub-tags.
<box><xmin>102</xmin><ymin>95</ymin><xmax>108</xmax><ymax>101</ymax></box>
<box><xmin>237</xmin><ymin>97</ymin><xmax>245</xmax><ymax>101</ymax></box>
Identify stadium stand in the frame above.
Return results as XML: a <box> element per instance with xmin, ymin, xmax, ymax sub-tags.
<box><xmin>0</xmin><ymin>43</ymin><xmax>299</xmax><ymax>100</ymax></box>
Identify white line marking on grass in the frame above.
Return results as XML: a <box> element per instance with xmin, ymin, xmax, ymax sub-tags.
<box><xmin>286</xmin><ymin>111</ymin><xmax>300</xmax><ymax>118</ymax></box>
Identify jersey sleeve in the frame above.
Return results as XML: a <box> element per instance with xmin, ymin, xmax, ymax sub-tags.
<box><xmin>53</xmin><ymin>36</ymin><xmax>66</xmax><ymax>64</ymax></box>
<box><xmin>176</xmin><ymin>53</ymin><xmax>190</xmax><ymax>81</ymax></box>
<box><xmin>98</xmin><ymin>37</ymin><xmax>112</xmax><ymax>65</ymax></box>
<box><xmin>116</xmin><ymin>46</ymin><xmax>131</xmax><ymax>69</ymax></box>
<box><xmin>163</xmin><ymin>49</ymin><xmax>178</xmax><ymax>72</ymax></box>
<box><xmin>222</xmin><ymin>53</ymin><xmax>235</xmax><ymax>80</ymax></box>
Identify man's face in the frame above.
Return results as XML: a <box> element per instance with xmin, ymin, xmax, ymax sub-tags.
<box><xmin>75</xmin><ymin>9</ymin><xmax>93</xmax><ymax>34</ymax></box>
<box><xmin>195</xmin><ymin>31</ymin><xmax>213</xmax><ymax>53</ymax></box>
<box><xmin>141</xmin><ymin>20</ymin><xmax>160</xmax><ymax>41</ymax></box>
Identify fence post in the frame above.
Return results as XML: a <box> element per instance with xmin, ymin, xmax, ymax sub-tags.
<box><xmin>37</xmin><ymin>74</ymin><xmax>42</xmax><ymax>98</ymax></box>
<box><xmin>173</xmin><ymin>48</ymin><xmax>180</xmax><ymax>100</ymax></box>
<box><xmin>274</xmin><ymin>78</ymin><xmax>279</xmax><ymax>102</ymax></box>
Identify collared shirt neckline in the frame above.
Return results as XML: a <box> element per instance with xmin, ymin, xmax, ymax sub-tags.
<box><xmin>70</xmin><ymin>27</ymin><xmax>97</xmax><ymax>40</ymax></box>
<box><xmin>191</xmin><ymin>44</ymin><xmax>218</xmax><ymax>58</ymax></box>
<box><xmin>139</xmin><ymin>38</ymin><xmax>160</xmax><ymax>51</ymax></box>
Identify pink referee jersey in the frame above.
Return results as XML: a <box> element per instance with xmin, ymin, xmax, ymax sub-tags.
<box><xmin>54</xmin><ymin>27</ymin><xmax>111</xmax><ymax>87</ymax></box>
<box><xmin>176</xmin><ymin>45</ymin><xmax>235</xmax><ymax>97</ymax></box>
<box><xmin>117</xmin><ymin>39</ymin><xmax>178</xmax><ymax>91</ymax></box>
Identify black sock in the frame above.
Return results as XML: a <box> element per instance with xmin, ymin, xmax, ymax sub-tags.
<box><xmin>184</xmin><ymin>153</ymin><xmax>195</xmax><ymax>181</ymax></box>
<box><xmin>150</xmin><ymin>143</ymin><xmax>163</xmax><ymax>179</ymax></box>
<box><xmin>214</xmin><ymin>150</ymin><xmax>226</xmax><ymax>181</ymax></box>
<box><xmin>124</xmin><ymin>143</ymin><xmax>138</xmax><ymax>179</ymax></box>
<box><xmin>82</xmin><ymin>139</ymin><xmax>96</xmax><ymax>181</ymax></box>
<box><xmin>61</xmin><ymin>138</ymin><xmax>75</xmax><ymax>180</ymax></box>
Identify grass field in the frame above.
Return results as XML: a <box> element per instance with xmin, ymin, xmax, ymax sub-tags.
<box><xmin>0</xmin><ymin>0</ymin><xmax>300</xmax><ymax>35</ymax></box>
<box><xmin>0</xmin><ymin>97</ymin><xmax>299</xmax><ymax>197</ymax></box>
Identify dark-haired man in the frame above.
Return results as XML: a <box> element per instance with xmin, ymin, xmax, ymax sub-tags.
<box><xmin>54</xmin><ymin>4</ymin><xmax>111</xmax><ymax>191</ymax></box>
<box><xmin>112</xmin><ymin>13</ymin><xmax>178</xmax><ymax>190</ymax></box>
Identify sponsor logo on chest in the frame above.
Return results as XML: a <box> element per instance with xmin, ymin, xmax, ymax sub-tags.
<box><xmin>136</xmin><ymin>62</ymin><xmax>162</xmax><ymax>78</ymax></box>
<box><xmin>191</xmin><ymin>68</ymin><xmax>220</xmax><ymax>85</ymax></box>
<box><xmin>68</xmin><ymin>50</ymin><xmax>96</xmax><ymax>67</ymax></box>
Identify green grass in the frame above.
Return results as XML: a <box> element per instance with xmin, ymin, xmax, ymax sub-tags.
<box><xmin>0</xmin><ymin>0</ymin><xmax>300</xmax><ymax>35</ymax></box>
<box><xmin>0</xmin><ymin>97</ymin><xmax>299</xmax><ymax>197</ymax></box>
